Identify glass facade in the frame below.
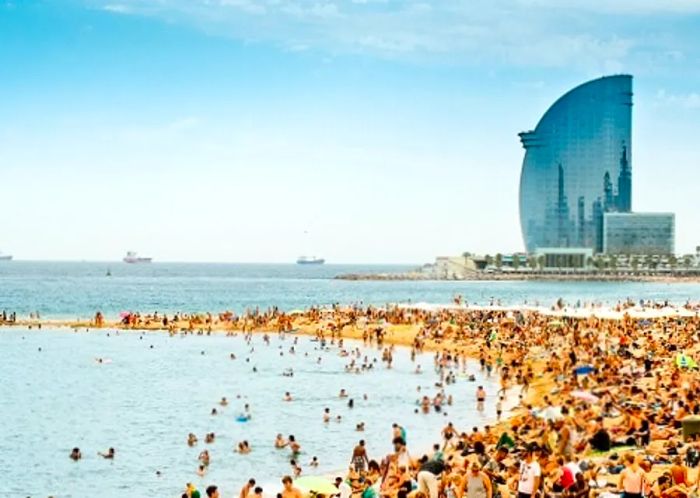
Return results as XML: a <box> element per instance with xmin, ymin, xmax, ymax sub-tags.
<box><xmin>603</xmin><ymin>213</ymin><xmax>675</xmax><ymax>255</ymax></box>
<box><xmin>519</xmin><ymin>75</ymin><xmax>633</xmax><ymax>253</ymax></box>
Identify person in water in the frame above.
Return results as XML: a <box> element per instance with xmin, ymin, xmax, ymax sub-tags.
<box><xmin>351</xmin><ymin>439</ymin><xmax>369</xmax><ymax>472</ymax></box>
<box><xmin>70</xmin><ymin>447</ymin><xmax>82</xmax><ymax>461</ymax></box>
<box><xmin>288</xmin><ymin>435</ymin><xmax>301</xmax><ymax>456</ymax></box>
<box><xmin>98</xmin><ymin>447</ymin><xmax>115</xmax><ymax>459</ymax></box>
<box><xmin>275</xmin><ymin>434</ymin><xmax>288</xmax><ymax>448</ymax></box>
<box><xmin>240</xmin><ymin>478</ymin><xmax>256</xmax><ymax>498</ymax></box>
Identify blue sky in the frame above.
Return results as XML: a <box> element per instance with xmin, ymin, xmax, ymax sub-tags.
<box><xmin>1</xmin><ymin>0</ymin><xmax>699</xmax><ymax>263</ymax></box>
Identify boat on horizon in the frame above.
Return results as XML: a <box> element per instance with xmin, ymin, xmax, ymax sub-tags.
<box><xmin>0</xmin><ymin>251</ymin><xmax>12</xmax><ymax>261</ymax></box>
<box><xmin>123</xmin><ymin>251</ymin><xmax>152</xmax><ymax>264</ymax></box>
<box><xmin>296</xmin><ymin>256</ymin><xmax>325</xmax><ymax>265</ymax></box>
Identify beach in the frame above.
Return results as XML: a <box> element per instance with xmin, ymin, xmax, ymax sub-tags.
<box><xmin>4</xmin><ymin>297</ymin><xmax>700</xmax><ymax>498</ymax></box>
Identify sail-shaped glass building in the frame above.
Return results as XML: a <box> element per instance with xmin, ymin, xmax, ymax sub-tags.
<box><xmin>518</xmin><ymin>75</ymin><xmax>633</xmax><ymax>253</ymax></box>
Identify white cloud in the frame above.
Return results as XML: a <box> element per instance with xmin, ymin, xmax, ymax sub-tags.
<box><xmin>656</xmin><ymin>89</ymin><xmax>700</xmax><ymax>109</ymax></box>
<box><xmin>86</xmin><ymin>0</ymin><xmax>698</xmax><ymax>72</ymax></box>
<box><xmin>518</xmin><ymin>0</ymin><xmax>700</xmax><ymax>14</ymax></box>
<box><xmin>102</xmin><ymin>3</ymin><xmax>132</xmax><ymax>14</ymax></box>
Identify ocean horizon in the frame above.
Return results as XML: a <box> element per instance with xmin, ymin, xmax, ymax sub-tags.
<box><xmin>1</xmin><ymin>261</ymin><xmax>699</xmax><ymax>319</ymax></box>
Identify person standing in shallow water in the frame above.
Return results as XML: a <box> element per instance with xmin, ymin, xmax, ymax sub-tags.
<box><xmin>476</xmin><ymin>386</ymin><xmax>486</xmax><ymax>411</ymax></box>
<box><xmin>351</xmin><ymin>439</ymin><xmax>369</xmax><ymax>472</ymax></box>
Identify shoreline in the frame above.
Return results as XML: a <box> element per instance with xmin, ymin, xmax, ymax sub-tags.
<box><xmin>335</xmin><ymin>272</ymin><xmax>700</xmax><ymax>283</ymax></box>
<box><xmin>2</xmin><ymin>300</ymin><xmax>699</xmax><ymax>334</ymax></box>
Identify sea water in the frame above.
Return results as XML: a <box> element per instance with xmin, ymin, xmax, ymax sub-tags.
<box><xmin>2</xmin><ymin>262</ymin><xmax>700</xmax><ymax>497</ymax></box>
<box><xmin>1</xmin><ymin>262</ymin><xmax>699</xmax><ymax>318</ymax></box>
<box><xmin>2</xmin><ymin>328</ymin><xmax>506</xmax><ymax>497</ymax></box>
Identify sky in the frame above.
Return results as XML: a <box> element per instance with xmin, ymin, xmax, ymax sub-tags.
<box><xmin>0</xmin><ymin>0</ymin><xmax>699</xmax><ymax>263</ymax></box>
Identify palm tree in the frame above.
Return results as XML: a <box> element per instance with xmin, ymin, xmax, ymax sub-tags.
<box><xmin>683</xmin><ymin>255</ymin><xmax>693</xmax><ymax>270</ymax></box>
<box><xmin>593</xmin><ymin>255</ymin><xmax>605</xmax><ymax>272</ymax></box>
<box><xmin>630</xmin><ymin>256</ymin><xmax>640</xmax><ymax>272</ymax></box>
<box><xmin>512</xmin><ymin>255</ymin><xmax>520</xmax><ymax>271</ymax></box>
<box><xmin>668</xmin><ymin>255</ymin><xmax>678</xmax><ymax>271</ymax></box>
<box><xmin>528</xmin><ymin>256</ymin><xmax>538</xmax><ymax>271</ymax></box>
<box><xmin>495</xmin><ymin>253</ymin><xmax>503</xmax><ymax>270</ymax></box>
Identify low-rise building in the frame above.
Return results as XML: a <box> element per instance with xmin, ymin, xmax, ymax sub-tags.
<box><xmin>603</xmin><ymin>212</ymin><xmax>675</xmax><ymax>255</ymax></box>
<box><xmin>533</xmin><ymin>247</ymin><xmax>594</xmax><ymax>269</ymax></box>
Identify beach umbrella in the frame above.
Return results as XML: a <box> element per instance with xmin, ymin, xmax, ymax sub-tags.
<box><xmin>570</xmin><ymin>390</ymin><xmax>600</xmax><ymax>403</ymax></box>
<box><xmin>675</xmin><ymin>353</ymin><xmax>698</xmax><ymax>369</ymax></box>
<box><xmin>294</xmin><ymin>476</ymin><xmax>339</xmax><ymax>496</ymax></box>
<box><xmin>574</xmin><ymin>365</ymin><xmax>595</xmax><ymax>375</ymax></box>
<box><xmin>119</xmin><ymin>311</ymin><xmax>131</xmax><ymax>318</ymax></box>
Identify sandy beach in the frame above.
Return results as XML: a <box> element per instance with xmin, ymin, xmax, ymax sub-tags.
<box><xmin>4</xmin><ymin>299</ymin><xmax>700</xmax><ymax>498</ymax></box>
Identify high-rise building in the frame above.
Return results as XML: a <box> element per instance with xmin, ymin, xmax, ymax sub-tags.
<box><xmin>519</xmin><ymin>75</ymin><xmax>633</xmax><ymax>253</ymax></box>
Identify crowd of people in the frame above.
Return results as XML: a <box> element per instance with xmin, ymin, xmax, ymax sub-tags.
<box><xmin>166</xmin><ymin>300</ymin><xmax>700</xmax><ymax>498</ymax></box>
<box><xmin>7</xmin><ymin>299</ymin><xmax>700</xmax><ymax>498</ymax></box>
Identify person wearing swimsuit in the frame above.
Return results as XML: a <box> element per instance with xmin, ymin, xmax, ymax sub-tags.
<box><xmin>619</xmin><ymin>454</ymin><xmax>645</xmax><ymax>498</ymax></box>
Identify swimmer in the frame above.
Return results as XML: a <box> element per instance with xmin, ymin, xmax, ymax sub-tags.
<box><xmin>98</xmin><ymin>447</ymin><xmax>115</xmax><ymax>459</ymax></box>
<box><xmin>220</xmin><ymin>397</ymin><xmax>229</xmax><ymax>406</ymax></box>
<box><xmin>236</xmin><ymin>441</ymin><xmax>251</xmax><ymax>454</ymax></box>
<box><xmin>187</xmin><ymin>433</ymin><xmax>198</xmax><ymax>446</ymax></box>
<box><xmin>288</xmin><ymin>435</ymin><xmax>301</xmax><ymax>456</ymax></box>
<box><xmin>290</xmin><ymin>459</ymin><xmax>302</xmax><ymax>477</ymax></box>
<box><xmin>211</xmin><ymin>408</ymin><xmax>218</xmax><ymax>415</ymax></box>
<box><xmin>70</xmin><ymin>447</ymin><xmax>82</xmax><ymax>461</ymax></box>
<box><xmin>284</xmin><ymin>392</ymin><xmax>293</xmax><ymax>402</ymax></box>
<box><xmin>323</xmin><ymin>407</ymin><xmax>331</xmax><ymax>423</ymax></box>
<box><xmin>356</xmin><ymin>422</ymin><xmax>365</xmax><ymax>432</ymax></box>
<box><xmin>275</xmin><ymin>433</ymin><xmax>288</xmax><ymax>448</ymax></box>
<box><xmin>348</xmin><ymin>398</ymin><xmax>354</xmax><ymax>409</ymax></box>
<box><xmin>198</xmin><ymin>449</ymin><xmax>210</xmax><ymax>466</ymax></box>
<box><xmin>309</xmin><ymin>456</ymin><xmax>319</xmax><ymax>467</ymax></box>
<box><xmin>339</xmin><ymin>389</ymin><xmax>348</xmax><ymax>398</ymax></box>
<box><xmin>197</xmin><ymin>464</ymin><xmax>207</xmax><ymax>477</ymax></box>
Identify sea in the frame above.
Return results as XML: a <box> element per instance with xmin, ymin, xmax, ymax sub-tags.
<box><xmin>2</xmin><ymin>262</ymin><xmax>700</xmax><ymax>498</ymax></box>
<box><xmin>2</xmin><ymin>261</ymin><xmax>700</xmax><ymax>318</ymax></box>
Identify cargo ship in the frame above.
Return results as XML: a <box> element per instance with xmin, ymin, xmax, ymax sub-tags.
<box><xmin>123</xmin><ymin>251</ymin><xmax>152</xmax><ymax>264</ymax></box>
<box><xmin>296</xmin><ymin>256</ymin><xmax>325</xmax><ymax>265</ymax></box>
